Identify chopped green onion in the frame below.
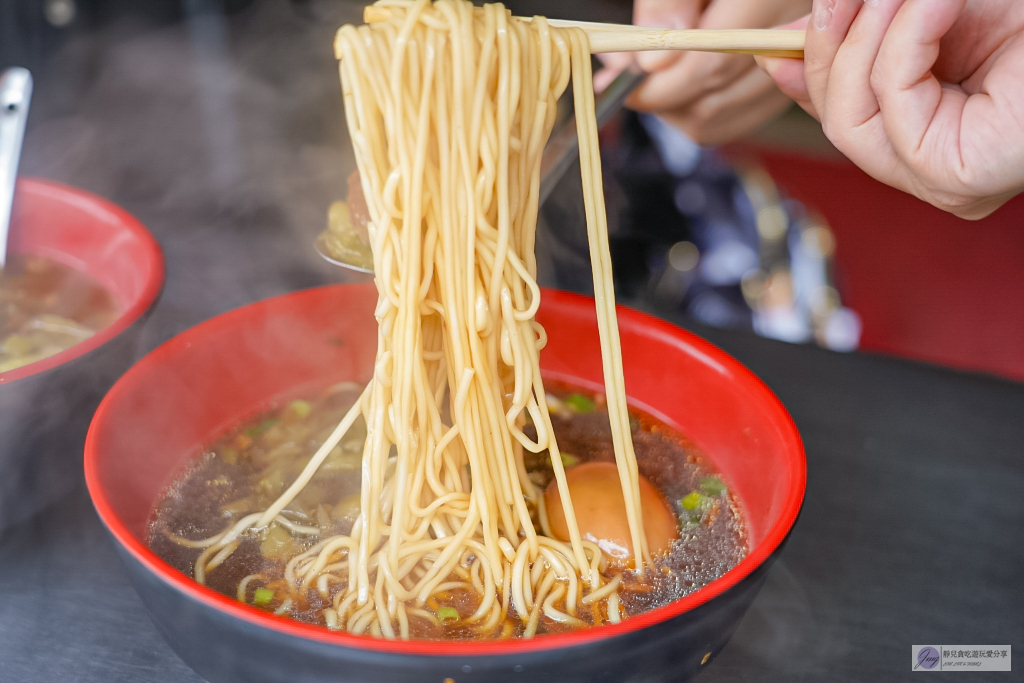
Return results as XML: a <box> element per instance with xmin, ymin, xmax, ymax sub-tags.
<box><xmin>288</xmin><ymin>399</ymin><xmax>312</xmax><ymax>418</ymax></box>
<box><xmin>245</xmin><ymin>418</ymin><xmax>279</xmax><ymax>437</ymax></box>
<box><xmin>699</xmin><ymin>475</ymin><xmax>726</xmax><ymax>497</ymax></box>
<box><xmin>680</xmin><ymin>491</ymin><xmax>704</xmax><ymax>510</ymax></box>
<box><xmin>436</xmin><ymin>606</ymin><xmax>460</xmax><ymax>623</ymax></box>
<box><xmin>564</xmin><ymin>393</ymin><xmax>595</xmax><ymax>413</ymax></box>
<box><xmin>560</xmin><ymin>452</ymin><xmax>578</xmax><ymax>468</ymax></box>
<box><xmin>253</xmin><ymin>588</ymin><xmax>274</xmax><ymax>606</ymax></box>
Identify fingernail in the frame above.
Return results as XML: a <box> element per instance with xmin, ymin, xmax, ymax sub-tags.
<box><xmin>863</xmin><ymin>0</ymin><xmax>880</xmax><ymax>6</ymax></box>
<box><xmin>636</xmin><ymin>13</ymin><xmax>688</xmax><ymax>30</ymax></box>
<box><xmin>812</xmin><ymin>0</ymin><xmax>836</xmax><ymax>31</ymax></box>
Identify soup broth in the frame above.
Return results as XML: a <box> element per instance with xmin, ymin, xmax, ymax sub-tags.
<box><xmin>0</xmin><ymin>254</ymin><xmax>119</xmax><ymax>372</ymax></box>
<box><xmin>149</xmin><ymin>382</ymin><xmax>747</xmax><ymax>639</ymax></box>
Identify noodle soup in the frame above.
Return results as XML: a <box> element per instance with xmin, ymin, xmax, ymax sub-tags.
<box><xmin>151</xmin><ymin>0</ymin><xmax>750</xmax><ymax>645</ymax></box>
<box><xmin>149</xmin><ymin>382</ymin><xmax>746</xmax><ymax>639</ymax></box>
<box><xmin>0</xmin><ymin>254</ymin><xmax>119</xmax><ymax>373</ymax></box>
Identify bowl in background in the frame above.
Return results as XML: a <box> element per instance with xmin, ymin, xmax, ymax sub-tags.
<box><xmin>0</xmin><ymin>177</ymin><xmax>164</xmax><ymax>529</ymax></box>
<box><xmin>85</xmin><ymin>283</ymin><xmax>804</xmax><ymax>683</ymax></box>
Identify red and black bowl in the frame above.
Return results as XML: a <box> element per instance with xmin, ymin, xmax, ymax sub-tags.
<box><xmin>0</xmin><ymin>178</ymin><xmax>163</xmax><ymax>529</ymax></box>
<box><xmin>85</xmin><ymin>283</ymin><xmax>804</xmax><ymax>683</ymax></box>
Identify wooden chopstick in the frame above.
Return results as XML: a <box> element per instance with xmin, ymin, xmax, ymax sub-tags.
<box><xmin>362</xmin><ymin>6</ymin><xmax>804</xmax><ymax>58</ymax></box>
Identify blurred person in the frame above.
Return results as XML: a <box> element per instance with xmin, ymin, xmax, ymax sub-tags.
<box><xmin>757</xmin><ymin>0</ymin><xmax>1024</xmax><ymax>220</ymax></box>
<box><xmin>596</xmin><ymin>0</ymin><xmax>812</xmax><ymax>145</ymax></box>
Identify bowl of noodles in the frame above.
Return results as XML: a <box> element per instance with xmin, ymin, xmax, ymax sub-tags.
<box><xmin>87</xmin><ymin>2</ymin><xmax>802</xmax><ymax>679</ymax></box>
<box><xmin>85</xmin><ymin>282</ymin><xmax>804</xmax><ymax>683</ymax></box>
<box><xmin>0</xmin><ymin>177</ymin><xmax>163</xmax><ymax>529</ymax></box>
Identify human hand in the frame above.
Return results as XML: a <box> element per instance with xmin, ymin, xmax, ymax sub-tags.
<box><xmin>595</xmin><ymin>0</ymin><xmax>811</xmax><ymax>146</ymax></box>
<box><xmin>759</xmin><ymin>0</ymin><xmax>1024</xmax><ymax>219</ymax></box>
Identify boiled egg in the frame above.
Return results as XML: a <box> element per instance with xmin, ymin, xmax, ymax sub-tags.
<box><xmin>544</xmin><ymin>461</ymin><xmax>678</xmax><ymax>564</ymax></box>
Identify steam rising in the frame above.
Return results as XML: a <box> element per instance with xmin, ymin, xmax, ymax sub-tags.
<box><xmin>19</xmin><ymin>0</ymin><xmax>371</xmax><ymax>350</ymax></box>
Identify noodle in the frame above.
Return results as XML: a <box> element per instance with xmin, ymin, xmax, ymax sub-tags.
<box><xmin>181</xmin><ymin>0</ymin><xmax>654</xmax><ymax>638</ymax></box>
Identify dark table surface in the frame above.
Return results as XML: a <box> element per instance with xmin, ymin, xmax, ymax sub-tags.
<box><xmin>1</xmin><ymin>1</ymin><xmax>1022</xmax><ymax>682</ymax></box>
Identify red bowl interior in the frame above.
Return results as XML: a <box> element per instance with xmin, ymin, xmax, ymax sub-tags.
<box><xmin>85</xmin><ymin>283</ymin><xmax>805</xmax><ymax>656</ymax></box>
<box><xmin>0</xmin><ymin>177</ymin><xmax>165</xmax><ymax>384</ymax></box>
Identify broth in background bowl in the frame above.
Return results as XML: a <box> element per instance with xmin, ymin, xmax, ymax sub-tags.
<box><xmin>0</xmin><ymin>178</ymin><xmax>163</xmax><ymax>530</ymax></box>
<box><xmin>0</xmin><ymin>254</ymin><xmax>119</xmax><ymax>373</ymax></box>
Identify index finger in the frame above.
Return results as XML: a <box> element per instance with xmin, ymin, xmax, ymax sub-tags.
<box><xmin>632</xmin><ymin>0</ymin><xmax>702</xmax><ymax>75</ymax></box>
<box><xmin>628</xmin><ymin>0</ymin><xmax>767</xmax><ymax>113</ymax></box>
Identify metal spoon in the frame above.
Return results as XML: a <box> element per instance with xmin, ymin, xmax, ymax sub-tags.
<box><xmin>0</xmin><ymin>67</ymin><xmax>33</xmax><ymax>268</ymax></box>
<box><xmin>315</xmin><ymin>68</ymin><xmax>644</xmax><ymax>273</ymax></box>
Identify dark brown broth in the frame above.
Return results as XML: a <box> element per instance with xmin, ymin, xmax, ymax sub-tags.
<box><xmin>0</xmin><ymin>253</ymin><xmax>119</xmax><ymax>372</ymax></box>
<box><xmin>148</xmin><ymin>382</ymin><xmax>747</xmax><ymax>639</ymax></box>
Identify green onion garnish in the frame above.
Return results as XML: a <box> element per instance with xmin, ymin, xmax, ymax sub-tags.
<box><xmin>436</xmin><ymin>606</ymin><xmax>460</xmax><ymax>622</ymax></box>
<box><xmin>245</xmin><ymin>418</ymin><xmax>278</xmax><ymax>437</ymax></box>
<box><xmin>699</xmin><ymin>475</ymin><xmax>726</xmax><ymax>497</ymax></box>
<box><xmin>253</xmin><ymin>588</ymin><xmax>274</xmax><ymax>606</ymax></box>
<box><xmin>680</xmin><ymin>491</ymin><xmax>703</xmax><ymax>510</ymax></box>
<box><xmin>288</xmin><ymin>399</ymin><xmax>312</xmax><ymax>417</ymax></box>
<box><xmin>564</xmin><ymin>393</ymin><xmax>595</xmax><ymax>413</ymax></box>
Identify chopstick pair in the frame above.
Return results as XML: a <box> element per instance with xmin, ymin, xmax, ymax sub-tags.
<box><xmin>362</xmin><ymin>6</ymin><xmax>804</xmax><ymax>59</ymax></box>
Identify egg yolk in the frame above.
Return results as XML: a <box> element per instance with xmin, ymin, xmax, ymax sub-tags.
<box><xmin>544</xmin><ymin>461</ymin><xmax>679</xmax><ymax>564</ymax></box>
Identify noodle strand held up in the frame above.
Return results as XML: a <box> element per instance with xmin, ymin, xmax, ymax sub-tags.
<box><xmin>188</xmin><ymin>0</ymin><xmax>654</xmax><ymax>638</ymax></box>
